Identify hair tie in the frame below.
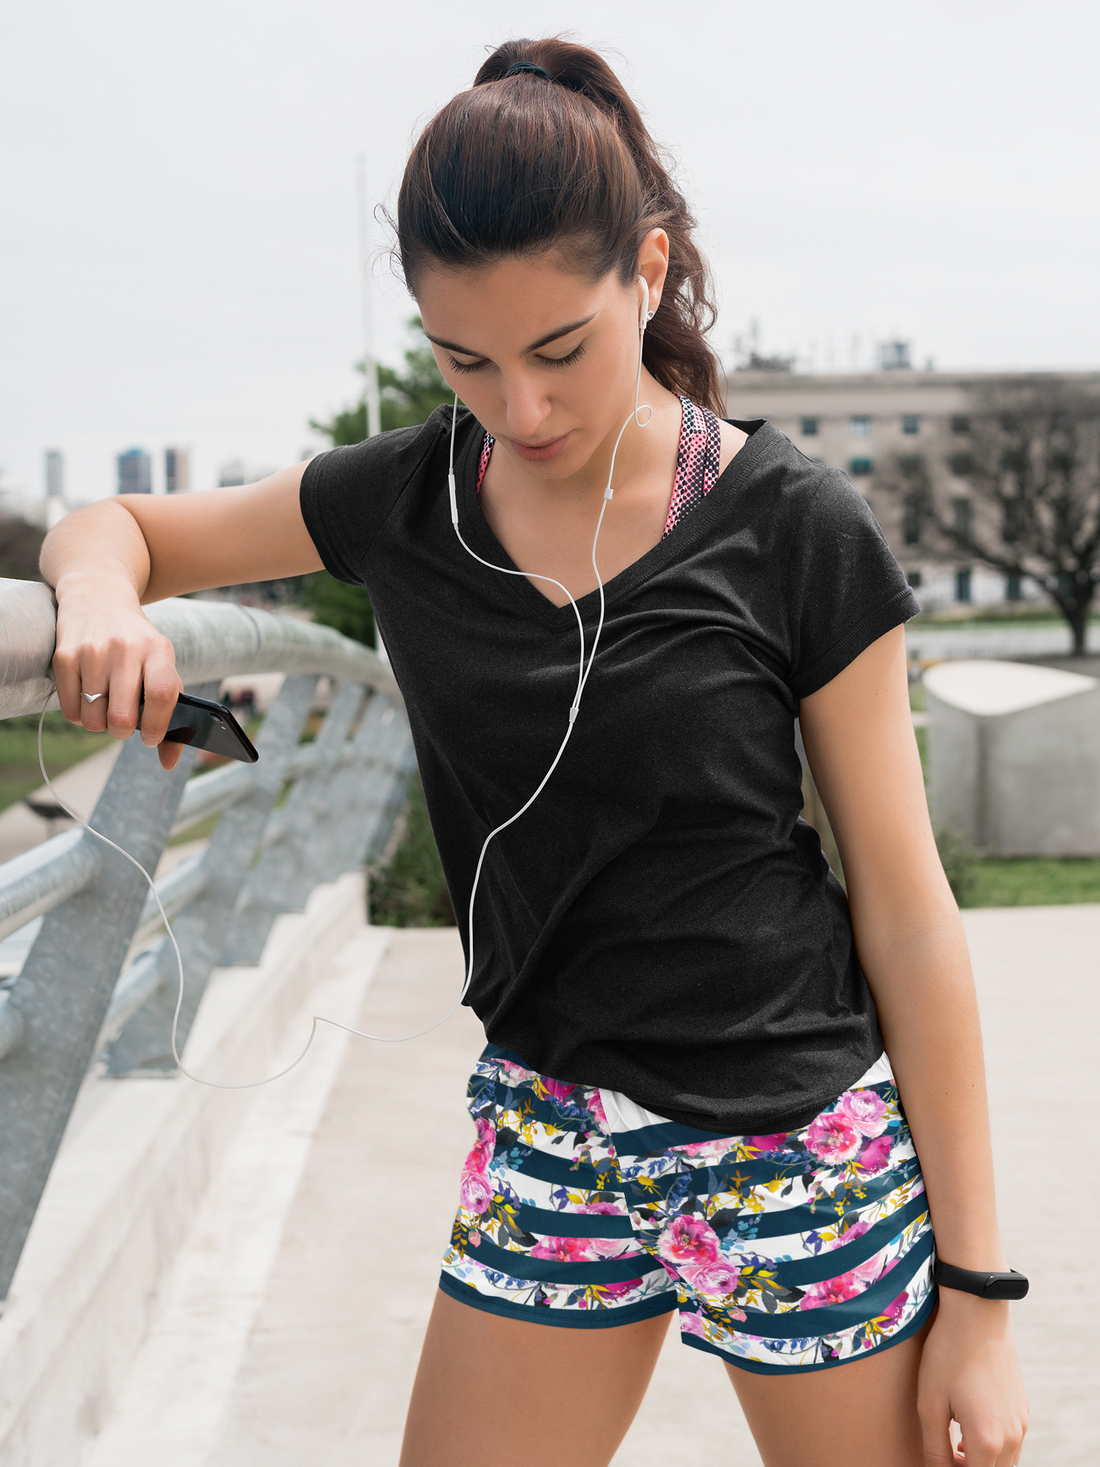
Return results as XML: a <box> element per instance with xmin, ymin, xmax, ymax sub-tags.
<box><xmin>504</xmin><ymin>62</ymin><xmax>552</xmax><ymax>81</ymax></box>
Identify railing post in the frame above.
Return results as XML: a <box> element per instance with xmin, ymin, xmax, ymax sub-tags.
<box><xmin>105</xmin><ymin>673</ymin><xmax>320</xmax><ymax>1076</ymax></box>
<box><xmin>0</xmin><ymin>692</ymin><xmax>211</xmax><ymax>1300</ymax></box>
<box><xmin>219</xmin><ymin>680</ymin><xmax>367</xmax><ymax>966</ymax></box>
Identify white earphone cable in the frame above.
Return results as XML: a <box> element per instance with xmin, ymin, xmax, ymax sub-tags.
<box><xmin>33</xmin><ymin>284</ymin><xmax>652</xmax><ymax>1088</ymax></box>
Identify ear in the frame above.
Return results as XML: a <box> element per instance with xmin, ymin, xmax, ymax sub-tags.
<box><xmin>636</xmin><ymin>228</ymin><xmax>670</xmax><ymax>317</ymax></box>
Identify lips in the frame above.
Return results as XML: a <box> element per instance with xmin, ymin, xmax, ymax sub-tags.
<box><xmin>505</xmin><ymin>432</ymin><xmax>571</xmax><ymax>463</ymax></box>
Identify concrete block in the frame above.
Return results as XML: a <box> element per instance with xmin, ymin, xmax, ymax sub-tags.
<box><xmin>926</xmin><ymin>659</ymin><xmax>1100</xmax><ymax>854</ymax></box>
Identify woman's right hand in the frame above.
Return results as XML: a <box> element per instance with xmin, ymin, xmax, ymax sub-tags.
<box><xmin>52</xmin><ymin>571</ymin><xmax>186</xmax><ymax>771</ymax></box>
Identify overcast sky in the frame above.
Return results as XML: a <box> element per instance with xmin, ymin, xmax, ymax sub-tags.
<box><xmin>2</xmin><ymin>0</ymin><xmax>1098</xmax><ymax>505</ymax></box>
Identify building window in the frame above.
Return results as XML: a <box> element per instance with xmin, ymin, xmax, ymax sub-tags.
<box><xmin>907</xmin><ymin>569</ymin><xmax>923</xmax><ymax>589</ymax></box>
<box><xmin>952</xmin><ymin>496</ymin><xmax>972</xmax><ymax>541</ymax></box>
<box><xmin>1005</xmin><ymin>571</ymin><xmax>1022</xmax><ymax>601</ymax></box>
<box><xmin>849</xmin><ymin>457</ymin><xmax>873</xmax><ymax>477</ymax></box>
<box><xmin>901</xmin><ymin>415</ymin><xmax>920</xmax><ymax>435</ymax></box>
<box><xmin>850</xmin><ymin>416</ymin><xmax>871</xmax><ymax>437</ymax></box>
<box><xmin>801</xmin><ymin>417</ymin><xmax>819</xmax><ymax>436</ymax></box>
<box><xmin>950</xmin><ymin>415</ymin><xmax>971</xmax><ymax>434</ymax></box>
<box><xmin>903</xmin><ymin>494</ymin><xmax>923</xmax><ymax>546</ymax></box>
<box><xmin>955</xmin><ymin>567</ymin><xmax>972</xmax><ymax>603</ymax></box>
<box><xmin>949</xmin><ymin>451</ymin><xmax>974</xmax><ymax>477</ymax></box>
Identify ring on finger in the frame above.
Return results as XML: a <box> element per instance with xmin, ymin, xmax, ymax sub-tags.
<box><xmin>82</xmin><ymin>692</ymin><xmax>106</xmax><ymax>704</ymax></box>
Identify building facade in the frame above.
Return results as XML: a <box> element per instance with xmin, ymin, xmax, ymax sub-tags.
<box><xmin>724</xmin><ymin>367</ymin><xmax>1100</xmax><ymax>611</ymax></box>
<box><xmin>116</xmin><ymin>448</ymin><xmax>152</xmax><ymax>495</ymax></box>
<box><xmin>165</xmin><ymin>447</ymin><xmax>190</xmax><ymax>494</ymax></box>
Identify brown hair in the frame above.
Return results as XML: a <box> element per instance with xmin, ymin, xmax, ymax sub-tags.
<box><xmin>396</xmin><ymin>37</ymin><xmax>723</xmax><ymax>414</ymax></box>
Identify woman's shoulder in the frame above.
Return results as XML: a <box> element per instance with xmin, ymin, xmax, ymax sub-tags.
<box><xmin>299</xmin><ymin>405</ymin><xmax>476</xmax><ymax>584</ymax></box>
<box><xmin>721</xmin><ymin>417</ymin><xmax>882</xmax><ymax>540</ymax></box>
<box><xmin>305</xmin><ymin>403</ymin><xmax>468</xmax><ymax>488</ymax></box>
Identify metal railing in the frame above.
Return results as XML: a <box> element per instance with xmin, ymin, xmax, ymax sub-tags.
<box><xmin>0</xmin><ymin>579</ymin><xmax>415</xmax><ymax>1300</ymax></box>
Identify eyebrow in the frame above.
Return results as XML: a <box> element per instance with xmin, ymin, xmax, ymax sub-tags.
<box><xmin>425</xmin><ymin>314</ymin><xmax>596</xmax><ymax>359</ymax></box>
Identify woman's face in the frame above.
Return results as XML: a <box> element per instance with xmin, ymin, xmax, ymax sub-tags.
<box><xmin>416</xmin><ymin>234</ymin><xmax>667</xmax><ymax>479</ymax></box>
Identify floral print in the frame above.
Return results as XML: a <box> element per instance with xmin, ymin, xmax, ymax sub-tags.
<box><xmin>439</xmin><ymin>1046</ymin><xmax>937</xmax><ymax>1373</ymax></box>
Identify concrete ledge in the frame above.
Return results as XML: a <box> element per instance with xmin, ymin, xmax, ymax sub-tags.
<box><xmin>0</xmin><ymin>873</ymin><xmax>387</xmax><ymax>1467</ymax></box>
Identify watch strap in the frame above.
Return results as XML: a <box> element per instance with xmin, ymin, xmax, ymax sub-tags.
<box><xmin>933</xmin><ymin>1259</ymin><xmax>1029</xmax><ymax>1300</ymax></box>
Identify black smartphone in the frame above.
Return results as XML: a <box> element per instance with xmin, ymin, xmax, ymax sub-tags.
<box><xmin>142</xmin><ymin>691</ymin><xmax>259</xmax><ymax>764</ymax></box>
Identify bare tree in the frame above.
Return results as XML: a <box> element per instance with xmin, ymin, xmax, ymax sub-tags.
<box><xmin>883</xmin><ymin>381</ymin><xmax>1100</xmax><ymax>655</ymax></box>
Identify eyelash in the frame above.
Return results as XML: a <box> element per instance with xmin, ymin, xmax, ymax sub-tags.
<box><xmin>446</xmin><ymin>343</ymin><xmax>587</xmax><ymax>375</ymax></box>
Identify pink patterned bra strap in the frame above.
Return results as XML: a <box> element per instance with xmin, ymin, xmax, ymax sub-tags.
<box><xmin>475</xmin><ymin>396</ymin><xmax>722</xmax><ymax>538</ymax></box>
<box><xmin>662</xmin><ymin>396</ymin><xmax>723</xmax><ymax>536</ymax></box>
<box><xmin>476</xmin><ymin>432</ymin><xmax>494</xmax><ymax>492</ymax></box>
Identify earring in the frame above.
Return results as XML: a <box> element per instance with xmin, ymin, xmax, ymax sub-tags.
<box><xmin>646</xmin><ymin>309</ymin><xmax>656</xmax><ymax>321</ymax></box>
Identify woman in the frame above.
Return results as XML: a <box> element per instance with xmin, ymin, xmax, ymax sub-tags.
<box><xmin>41</xmin><ymin>37</ymin><xmax>1027</xmax><ymax>1467</ymax></box>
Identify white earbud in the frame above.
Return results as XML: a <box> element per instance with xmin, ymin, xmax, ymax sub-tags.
<box><xmin>639</xmin><ymin>276</ymin><xmax>650</xmax><ymax>333</ymax></box>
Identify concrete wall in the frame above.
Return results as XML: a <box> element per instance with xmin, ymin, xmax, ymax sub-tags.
<box><xmin>926</xmin><ymin>660</ymin><xmax>1100</xmax><ymax>854</ymax></box>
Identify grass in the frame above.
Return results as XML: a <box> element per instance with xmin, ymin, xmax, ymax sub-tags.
<box><xmin>369</xmin><ymin>775</ymin><xmax>454</xmax><ymax>927</ymax></box>
<box><xmin>0</xmin><ymin>713</ymin><xmax>112</xmax><ymax>815</ymax></box>
<box><xmin>966</xmin><ymin>857</ymin><xmax>1100</xmax><ymax>907</ymax></box>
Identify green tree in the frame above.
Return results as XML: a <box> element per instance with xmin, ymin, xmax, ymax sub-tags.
<box><xmin>309</xmin><ymin>315</ymin><xmax>452</xmax><ymax>445</ymax></box>
<box><xmin>304</xmin><ymin>318</ymin><xmax>456</xmax><ymax>927</ymax></box>
<box><xmin>0</xmin><ymin>516</ymin><xmax>46</xmax><ymax>581</ymax></box>
<box><xmin>302</xmin><ymin>317</ymin><xmax>453</xmax><ymax>643</ymax></box>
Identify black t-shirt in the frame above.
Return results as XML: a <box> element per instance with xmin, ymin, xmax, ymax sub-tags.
<box><xmin>301</xmin><ymin>407</ymin><xmax>920</xmax><ymax>1134</ymax></box>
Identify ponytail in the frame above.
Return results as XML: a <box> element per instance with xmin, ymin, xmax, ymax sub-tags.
<box><xmin>396</xmin><ymin>37</ymin><xmax>723</xmax><ymax>414</ymax></box>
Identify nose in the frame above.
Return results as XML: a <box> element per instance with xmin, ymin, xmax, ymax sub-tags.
<box><xmin>500</xmin><ymin>371</ymin><xmax>553</xmax><ymax>442</ymax></box>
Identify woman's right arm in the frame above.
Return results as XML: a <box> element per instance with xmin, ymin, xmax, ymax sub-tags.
<box><xmin>40</xmin><ymin>463</ymin><xmax>324</xmax><ymax>769</ymax></box>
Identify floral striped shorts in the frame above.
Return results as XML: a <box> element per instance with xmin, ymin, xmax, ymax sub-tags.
<box><xmin>440</xmin><ymin>1044</ymin><xmax>936</xmax><ymax>1374</ymax></box>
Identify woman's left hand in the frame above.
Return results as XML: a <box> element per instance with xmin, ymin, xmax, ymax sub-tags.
<box><xmin>916</xmin><ymin>1292</ymin><xmax>1029</xmax><ymax>1465</ymax></box>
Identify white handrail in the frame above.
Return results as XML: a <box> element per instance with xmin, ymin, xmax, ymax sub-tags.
<box><xmin>0</xmin><ymin>580</ymin><xmax>401</xmax><ymax>717</ymax></box>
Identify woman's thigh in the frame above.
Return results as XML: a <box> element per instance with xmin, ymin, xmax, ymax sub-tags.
<box><xmin>399</xmin><ymin>1290</ymin><xmax>673</xmax><ymax>1467</ymax></box>
<box><xmin>725</xmin><ymin>1319</ymin><xmax>932</xmax><ymax>1467</ymax></box>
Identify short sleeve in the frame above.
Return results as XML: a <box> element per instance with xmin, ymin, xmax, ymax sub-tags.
<box><xmin>785</xmin><ymin>468</ymin><xmax>920</xmax><ymax>698</ymax></box>
<box><xmin>299</xmin><ymin>416</ymin><xmax>443</xmax><ymax>586</ymax></box>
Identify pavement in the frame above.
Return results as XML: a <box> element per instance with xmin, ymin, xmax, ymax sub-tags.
<box><xmin>75</xmin><ymin>910</ymin><xmax>1098</xmax><ymax>1466</ymax></box>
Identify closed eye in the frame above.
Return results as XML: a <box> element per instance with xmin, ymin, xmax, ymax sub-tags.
<box><xmin>447</xmin><ymin>340</ymin><xmax>587</xmax><ymax>375</ymax></box>
<box><xmin>447</xmin><ymin>355</ymin><xmax>489</xmax><ymax>375</ymax></box>
<box><xmin>540</xmin><ymin>342</ymin><xmax>586</xmax><ymax>369</ymax></box>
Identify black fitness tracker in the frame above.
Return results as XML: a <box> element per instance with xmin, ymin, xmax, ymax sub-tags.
<box><xmin>933</xmin><ymin>1260</ymin><xmax>1029</xmax><ymax>1300</ymax></box>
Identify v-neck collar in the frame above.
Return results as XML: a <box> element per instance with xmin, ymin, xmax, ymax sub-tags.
<box><xmin>455</xmin><ymin>416</ymin><xmax>775</xmax><ymax>628</ymax></box>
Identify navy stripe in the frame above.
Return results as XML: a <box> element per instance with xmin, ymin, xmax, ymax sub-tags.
<box><xmin>681</xmin><ymin>1289</ymin><xmax>936</xmax><ymax>1373</ymax></box>
<box><xmin>772</xmin><ymin>1193</ymin><xmax>930</xmax><ymax>1287</ymax></box>
<box><xmin>514</xmin><ymin>1202</ymin><xmax>635</xmax><ymax>1239</ymax></box>
<box><xmin>508</xmin><ymin>1145</ymin><xmax>617</xmax><ymax>1192</ymax></box>
<box><xmin>711</xmin><ymin>1162</ymin><xmax>922</xmax><ymax>1241</ymax></box>
<box><xmin>620</xmin><ymin>1156</ymin><xmax>810</xmax><ymax>1210</ymax></box>
<box><xmin>455</xmin><ymin>1234</ymin><xmax>662</xmax><ymax>1285</ymax></box>
<box><xmin>487</xmin><ymin>1088</ymin><xmax>592</xmax><ymax>1135</ymax></box>
<box><xmin>703</xmin><ymin>1229</ymin><xmax>934</xmax><ymax>1340</ymax></box>
<box><xmin>438</xmin><ymin>1272</ymin><xmax>678</xmax><ymax>1329</ymax></box>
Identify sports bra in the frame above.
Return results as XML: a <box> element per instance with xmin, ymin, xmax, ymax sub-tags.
<box><xmin>475</xmin><ymin>395</ymin><xmax>723</xmax><ymax>536</ymax></box>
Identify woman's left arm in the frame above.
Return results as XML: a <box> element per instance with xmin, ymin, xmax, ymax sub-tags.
<box><xmin>799</xmin><ymin>625</ymin><xmax>1028</xmax><ymax>1467</ymax></box>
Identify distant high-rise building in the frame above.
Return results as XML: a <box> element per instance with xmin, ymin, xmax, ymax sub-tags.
<box><xmin>165</xmin><ymin>446</ymin><xmax>190</xmax><ymax>493</ymax></box>
<box><xmin>117</xmin><ymin>448</ymin><xmax>152</xmax><ymax>495</ymax></box>
<box><xmin>44</xmin><ymin>449</ymin><xmax>64</xmax><ymax>498</ymax></box>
